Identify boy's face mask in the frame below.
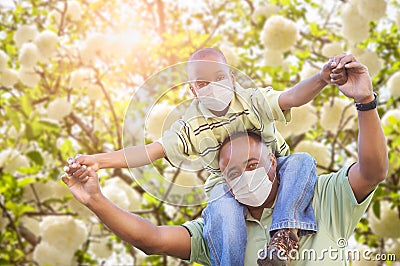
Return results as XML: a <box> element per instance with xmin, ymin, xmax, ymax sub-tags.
<box><xmin>196</xmin><ymin>78</ymin><xmax>234</xmax><ymax>112</ymax></box>
<box><xmin>229</xmin><ymin>164</ymin><xmax>275</xmax><ymax>207</ymax></box>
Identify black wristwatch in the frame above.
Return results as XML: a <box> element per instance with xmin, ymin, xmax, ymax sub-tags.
<box><xmin>354</xmin><ymin>93</ymin><xmax>378</xmax><ymax>111</ymax></box>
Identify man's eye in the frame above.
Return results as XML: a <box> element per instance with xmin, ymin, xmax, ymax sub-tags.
<box><xmin>248</xmin><ymin>163</ymin><xmax>258</xmax><ymax>169</ymax></box>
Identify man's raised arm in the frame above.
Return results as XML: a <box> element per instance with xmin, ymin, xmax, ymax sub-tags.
<box><xmin>335</xmin><ymin>55</ymin><xmax>388</xmax><ymax>202</ymax></box>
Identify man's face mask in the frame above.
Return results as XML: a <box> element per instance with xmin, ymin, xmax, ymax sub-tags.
<box><xmin>228</xmin><ymin>163</ymin><xmax>275</xmax><ymax>207</ymax></box>
<box><xmin>196</xmin><ymin>78</ymin><xmax>234</xmax><ymax>112</ymax></box>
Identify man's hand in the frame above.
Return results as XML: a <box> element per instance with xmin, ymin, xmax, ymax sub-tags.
<box><xmin>65</xmin><ymin>155</ymin><xmax>100</xmax><ymax>176</ymax></box>
<box><xmin>320</xmin><ymin>54</ymin><xmax>348</xmax><ymax>86</ymax></box>
<box><xmin>62</xmin><ymin>165</ymin><xmax>102</xmax><ymax>206</ymax></box>
<box><xmin>333</xmin><ymin>54</ymin><xmax>373</xmax><ymax>103</ymax></box>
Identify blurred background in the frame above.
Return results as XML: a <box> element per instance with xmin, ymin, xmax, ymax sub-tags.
<box><xmin>0</xmin><ymin>0</ymin><xmax>399</xmax><ymax>265</ymax></box>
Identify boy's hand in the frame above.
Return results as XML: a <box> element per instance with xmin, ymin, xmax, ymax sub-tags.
<box><xmin>61</xmin><ymin>165</ymin><xmax>102</xmax><ymax>206</ymax></box>
<box><xmin>320</xmin><ymin>54</ymin><xmax>348</xmax><ymax>85</ymax></box>
<box><xmin>64</xmin><ymin>155</ymin><xmax>99</xmax><ymax>176</ymax></box>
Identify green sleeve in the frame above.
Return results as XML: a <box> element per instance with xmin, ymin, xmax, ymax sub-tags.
<box><xmin>315</xmin><ymin>164</ymin><xmax>376</xmax><ymax>241</ymax></box>
<box><xmin>181</xmin><ymin>218</ymin><xmax>211</xmax><ymax>266</ymax></box>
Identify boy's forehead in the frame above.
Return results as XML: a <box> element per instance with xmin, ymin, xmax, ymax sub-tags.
<box><xmin>187</xmin><ymin>60</ymin><xmax>230</xmax><ymax>80</ymax></box>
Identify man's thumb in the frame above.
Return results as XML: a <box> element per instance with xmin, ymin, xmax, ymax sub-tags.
<box><xmin>61</xmin><ymin>174</ymin><xmax>70</xmax><ymax>185</ymax></box>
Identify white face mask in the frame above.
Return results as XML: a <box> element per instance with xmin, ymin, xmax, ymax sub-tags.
<box><xmin>229</xmin><ymin>166</ymin><xmax>275</xmax><ymax>207</ymax></box>
<box><xmin>196</xmin><ymin>79</ymin><xmax>234</xmax><ymax>112</ymax></box>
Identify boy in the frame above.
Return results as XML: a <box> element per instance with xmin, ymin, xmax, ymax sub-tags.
<box><xmin>65</xmin><ymin>48</ymin><xmax>347</xmax><ymax>265</ymax></box>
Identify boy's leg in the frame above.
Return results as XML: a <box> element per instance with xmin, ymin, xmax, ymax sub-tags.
<box><xmin>270</xmin><ymin>152</ymin><xmax>318</xmax><ymax>236</ymax></box>
<box><xmin>258</xmin><ymin>152</ymin><xmax>318</xmax><ymax>265</ymax></box>
<box><xmin>202</xmin><ymin>183</ymin><xmax>247</xmax><ymax>266</ymax></box>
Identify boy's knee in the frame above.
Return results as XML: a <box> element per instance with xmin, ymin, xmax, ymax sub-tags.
<box><xmin>291</xmin><ymin>152</ymin><xmax>316</xmax><ymax>166</ymax></box>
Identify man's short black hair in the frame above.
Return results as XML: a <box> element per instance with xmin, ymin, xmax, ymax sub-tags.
<box><xmin>218</xmin><ymin>131</ymin><xmax>263</xmax><ymax>160</ymax></box>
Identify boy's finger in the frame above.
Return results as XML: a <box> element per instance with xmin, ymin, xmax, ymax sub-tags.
<box><xmin>72</xmin><ymin>165</ymin><xmax>87</xmax><ymax>178</ymax></box>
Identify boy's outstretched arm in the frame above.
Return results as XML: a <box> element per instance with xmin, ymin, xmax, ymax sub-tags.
<box><xmin>278</xmin><ymin>54</ymin><xmax>347</xmax><ymax>110</ymax></box>
<box><xmin>65</xmin><ymin>142</ymin><xmax>165</xmax><ymax>174</ymax></box>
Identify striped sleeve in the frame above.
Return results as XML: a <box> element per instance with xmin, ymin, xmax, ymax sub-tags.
<box><xmin>255</xmin><ymin>87</ymin><xmax>291</xmax><ymax>123</ymax></box>
<box><xmin>160</xmin><ymin>119</ymin><xmax>195</xmax><ymax>168</ymax></box>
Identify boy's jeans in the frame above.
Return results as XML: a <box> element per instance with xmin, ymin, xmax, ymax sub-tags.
<box><xmin>202</xmin><ymin>152</ymin><xmax>318</xmax><ymax>266</ymax></box>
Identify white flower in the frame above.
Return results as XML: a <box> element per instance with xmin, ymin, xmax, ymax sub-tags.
<box><xmin>219</xmin><ymin>44</ymin><xmax>239</xmax><ymax>67</ymax></box>
<box><xmin>341</xmin><ymin>2</ymin><xmax>369</xmax><ymax>43</ymax></box>
<box><xmin>252</xmin><ymin>4</ymin><xmax>280</xmax><ymax>22</ymax></box>
<box><xmin>321</xmin><ymin>43</ymin><xmax>343</xmax><ymax>58</ymax></box>
<box><xmin>299</xmin><ymin>64</ymin><xmax>319</xmax><ymax>80</ymax></box>
<box><xmin>0</xmin><ymin>68</ymin><xmax>18</xmax><ymax>87</ymax></box>
<box><xmin>276</xmin><ymin>104</ymin><xmax>318</xmax><ymax>138</ymax></box>
<box><xmin>33</xmin><ymin>241</ymin><xmax>74</xmax><ymax>266</ymax></box>
<box><xmin>89</xmin><ymin>237</ymin><xmax>113</xmax><ymax>259</ymax></box>
<box><xmin>68</xmin><ymin>198</ymin><xmax>94</xmax><ymax>219</ymax></box>
<box><xmin>358</xmin><ymin>50</ymin><xmax>383</xmax><ymax>77</ymax></box>
<box><xmin>34</xmin><ymin>30</ymin><xmax>58</xmax><ymax>58</ymax></box>
<box><xmin>18</xmin><ymin>67</ymin><xmax>40</xmax><ymax>87</ymax></box>
<box><xmin>22</xmin><ymin>180</ymin><xmax>65</xmax><ymax>202</ymax></box>
<box><xmin>262</xmin><ymin>15</ymin><xmax>298</xmax><ymax>52</ymax></box>
<box><xmin>396</xmin><ymin>12</ymin><xmax>400</xmax><ymax>29</ymax></box>
<box><xmin>39</xmin><ymin>216</ymin><xmax>88</xmax><ymax>250</ymax></box>
<box><xmin>69</xmin><ymin>68</ymin><xmax>93</xmax><ymax>88</ymax></box>
<box><xmin>46</xmin><ymin>98</ymin><xmax>72</xmax><ymax>120</ymax></box>
<box><xmin>19</xmin><ymin>42</ymin><xmax>40</xmax><ymax>68</ymax></box>
<box><xmin>164</xmin><ymin>167</ymin><xmax>203</xmax><ymax>187</ymax></box>
<box><xmin>103</xmin><ymin>177</ymin><xmax>142</xmax><ymax>210</ymax></box>
<box><xmin>87</xmin><ymin>84</ymin><xmax>103</xmax><ymax>101</ymax></box>
<box><xmin>387</xmin><ymin>72</ymin><xmax>400</xmax><ymax>99</ymax></box>
<box><xmin>146</xmin><ymin>103</ymin><xmax>181</xmax><ymax>140</ymax></box>
<box><xmin>80</xmin><ymin>33</ymin><xmax>110</xmax><ymax>64</ymax></box>
<box><xmin>14</xmin><ymin>25</ymin><xmax>38</xmax><ymax>47</ymax></box>
<box><xmin>357</xmin><ymin>0</ymin><xmax>387</xmax><ymax>21</ymax></box>
<box><xmin>263</xmin><ymin>49</ymin><xmax>283</xmax><ymax>67</ymax></box>
<box><xmin>0</xmin><ymin>148</ymin><xmax>29</xmax><ymax>174</ymax></box>
<box><xmin>320</xmin><ymin>98</ymin><xmax>357</xmax><ymax>132</ymax></box>
<box><xmin>294</xmin><ymin>141</ymin><xmax>330</xmax><ymax>172</ymax></box>
<box><xmin>66</xmin><ymin>1</ymin><xmax>82</xmax><ymax>22</ymax></box>
<box><xmin>20</xmin><ymin>216</ymin><xmax>40</xmax><ymax>236</ymax></box>
<box><xmin>0</xmin><ymin>50</ymin><xmax>8</xmax><ymax>71</ymax></box>
<box><xmin>381</xmin><ymin>109</ymin><xmax>400</xmax><ymax>127</ymax></box>
<box><xmin>368</xmin><ymin>201</ymin><xmax>400</xmax><ymax>238</ymax></box>
<box><xmin>102</xmin><ymin>183</ymin><xmax>130</xmax><ymax>210</ymax></box>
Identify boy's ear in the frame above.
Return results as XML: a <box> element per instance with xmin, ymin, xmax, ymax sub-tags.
<box><xmin>230</xmin><ymin>71</ymin><xmax>236</xmax><ymax>84</ymax></box>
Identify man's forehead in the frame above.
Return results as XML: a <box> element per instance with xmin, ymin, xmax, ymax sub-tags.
<box><xmin>187</xmin><ymin>60</ymin><xmax>230</xmax><ymax>80</ymax></box>
<box><xmin>220</xmin><ymin>136</ymin><xmax>263</xmax><ymax>168</ymax></box>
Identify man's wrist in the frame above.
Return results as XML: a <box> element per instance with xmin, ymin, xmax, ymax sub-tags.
<box><xmin>86</xmin><ymin>192</ymin><xmax>105</xmax><ymax>209</ymax></box>
<box><xmin>354</xmin><ymin>93</ymin><xmax>375</xmax><ymax>104</ymax></box>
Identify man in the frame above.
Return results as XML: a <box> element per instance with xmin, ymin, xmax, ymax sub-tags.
<box><xmin>62</xmin><ymin>55</ymin><xmax>387</xmax><ymax>265</ymax></box>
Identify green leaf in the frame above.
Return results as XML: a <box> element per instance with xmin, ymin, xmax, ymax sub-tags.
<box><xmin>26</xmin><ymin>150</ymin><xmax>44</xmax><ymax>165</ymax></box>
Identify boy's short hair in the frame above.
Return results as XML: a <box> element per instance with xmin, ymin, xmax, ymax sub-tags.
<box><xmin>189</xmin><ymin>48</ymin><xmax>227</xmax><ymax>63</ymax></box>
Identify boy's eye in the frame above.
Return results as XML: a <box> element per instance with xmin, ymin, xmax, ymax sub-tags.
<box><xmin>196</xmin><ymin>81</ymin><xmax>210</xmax><ymax>89</ymax></box>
